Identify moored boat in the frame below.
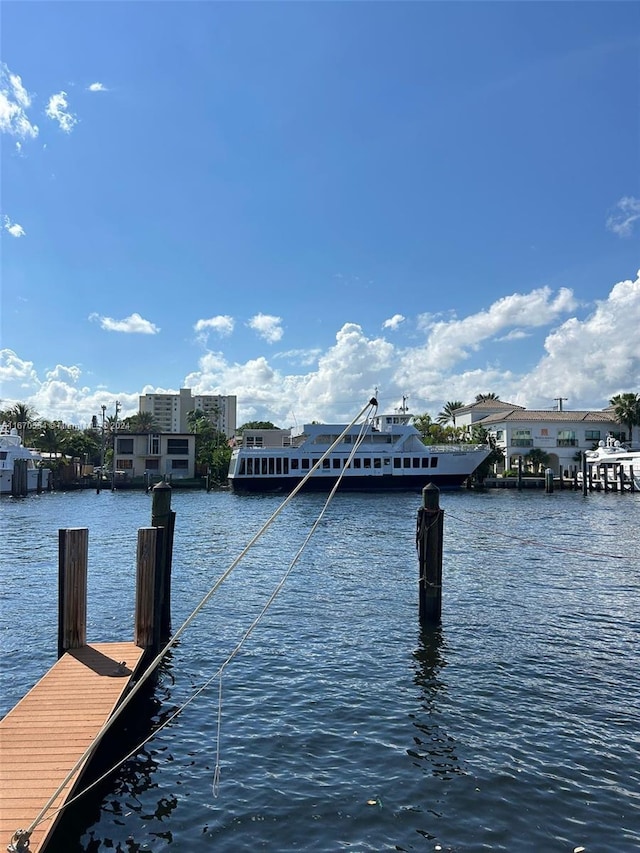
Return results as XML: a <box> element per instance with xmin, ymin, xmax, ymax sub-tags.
<box><xmin>584</xmin><ymin>434</ymin><xmax>640</xmax><ymax>489</ymax></box>
<box><xmin>227</xmin><ymin>409</ymin><xmax>490</xmax><ymax>493</ymax></box>
<box><xmin>0</xmin><ymin>426</ymin><xmax>52</xmax><ymax>495</ymax></box>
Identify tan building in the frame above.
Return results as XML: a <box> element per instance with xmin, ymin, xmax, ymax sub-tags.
<box><xmin>114</xmin><ymin>432</ymin><xmax>196</xmax><ymax>479</ymax></box>
<box><xmin>139</xmin><ymin>389</ymin><xmax>237</xmax><ymax>436</ymax></box>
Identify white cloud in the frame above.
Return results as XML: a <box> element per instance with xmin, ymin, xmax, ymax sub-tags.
<box><xmin>3</xmin><ymin>216</ymin><xmax>26</xmax><ymax>238</ymax></box>
<box><xmin>5</xmin><ymin>271</ymin><xmax>640</xmax><ymax>428</ymax></box>
<box><xmin>248</xmin><ymin>313</ymin><xmax>283</xmax><ymax>343</ymax></box>
<box><xmin>412</xmin><ymin>286</ymin><xmax>577</xmax><ymax>371</ymax></box>
<box><xmin>382</xmin><ymin>314</ymin><xmax>406</xmax><ymax>331</ymax></box>
<box><xmin>606</xmin><ymin>196</ymin><xmax>640</xmax><ymax>238</ymax></box>
<box><xmin>45</xmin><ymin>91</ymin><xmax>77</xmax><ymax>133</ymax></box>
<box><xmin>0</xmin><ymin>64</ymin><xmax>39</xmax><ymax>139</ymax></box>
<box><xmin>87</xmin><ymin>82</ymin><xmax>107</xmax><ymax>92</ymax></box>
<box><xmin>194</xmin><ymin>315</ymin><xmax>235</xmax><ymax>340</ymax></box>
<box><xmin>89</xmin><ymin>312</ymin><xmax>160</xmax><ymax>334</ymax></box>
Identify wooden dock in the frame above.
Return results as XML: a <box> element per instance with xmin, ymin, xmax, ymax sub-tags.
<box><xmin>0</xmin><ymin>642</ymin><xmax>146</xmax><ymax>852</ymax></box>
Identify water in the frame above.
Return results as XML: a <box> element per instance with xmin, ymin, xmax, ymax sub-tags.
<box><xmin>1</xmin><ymin>488</ymin><xmax>639</xmax><ymax>852</ymax></box>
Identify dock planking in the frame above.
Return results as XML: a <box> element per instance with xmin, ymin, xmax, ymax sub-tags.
<box><xmin>0</xmin><ymin>641</ymin><xmax>146</xmax><ymax>852</ymax></box>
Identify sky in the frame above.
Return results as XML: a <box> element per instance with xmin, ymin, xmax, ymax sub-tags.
<box><xmin>1</xmin><ymin>1</ymin><xmax>639</xmax><ymax>429</ymax></box>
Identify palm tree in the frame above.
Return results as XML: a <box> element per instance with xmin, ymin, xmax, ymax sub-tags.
<box><xmin>125</xmin><ymin>411</ymin><xmax>158</xmax><ymax>433</ymax></box>
<box><xmin>9</xmin><ymin>402</ymin><xmax>39</xmax><ymax>442</ymax></box>
<box><xmin>609</xmin><ymin>393</ymin><xmax>640</xmax><ymax>445</ymax></box>
<box><xmin>436</xmin><ymin>401</ymin><xmax>463</xmax><ymax>426</ymax></box>
<box><xmin>475</xmin><ymin>393</ymin><xmax>499</xmax><ymax>402</ymax></box>
<box><xmin>527</xmin><ymin>447</ymin><xmax>551</xmax><ymax>473</ymax></box>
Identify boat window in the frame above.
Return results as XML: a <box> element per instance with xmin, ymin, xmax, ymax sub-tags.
<box><xmin>403</xmin><ymin>458</ymin><xmax>411</xmax><ymax>468</ymax></box>
<box><xmin>0</xmin><ymin>451</ymin><xmax>7</xmax><ymax>460</ymax></box>
<box><xmin>430</xmin><ymin>457</ymin><xmax>438</xmax><ymax>468</ymax></box>
<box><xmin>393</xmin><ymin>458</ymin><xmax>401</xmax><ymax>469</ymax></box>
<box><xmin>276</xmin><ymin>458</ymin><xmax>282</xmax><ymax>475</ymax></box>
<box><xmin>269</xmin><ymin>458</ymin><xmax>275</xmax><ymax>475</ymax></box>
<box><xmin>353</xmin><ymin>458</ymin><xmax>361</xmax><ymax>469</ymax></box>
<box><xmin>374</xmin><ymin>458</ymin><xmax>381</xmax><ymax>469</ymax></box>
<box><xmin>301</xmin><ymin>459</ymin><xmax>309</xmax><ymax>469</ymax></box>
<box><xmin>384</xmin><ymin>459</ymin><xmax>390</xmax><ymax>466</ymax></box>
<box><xmin>261</xmin><ymin>458</ymin><xmax>268</xmax><ymax>475</ymax></box>
<box><xmin>239</xmin><ymin>460</ymin><xmax>245</xmax><ymax>475</ymax></box>
<box><xmin>291</xmin><ymin>458</ymin><xmax>299</xmax><ymax>469</ymax></box>
<box><xmin>422</xmin><ymin>458</ymin><xmax>429</xmax><ymax>468</ymax></box>
<box><xmin>323</xmin><ymin>459</ymin><xmax>330</xmax><ymax>469</ymax></box>
<box><xmin>363</xmin><ymin>458</ymin><xmax>371</xmax><ymax>468</ymax></box>
<box><xmin>283</xmin><ymin>458</ymin><xmax>289</xmax><ymax>474</ymax></box>
<box><xmin>247</xmin><ymin>458</ymin><xmax>253</xmax><ymax>475</ymax></box>
<box><xmin>333</xmin><ymin>458</ymin><xmax>341</xmax><ymax>469</ymax></box>
<box><xmin>413</xmin><ymin>458</ymin><xmax>420</xmax><ymax>468</ymax></box>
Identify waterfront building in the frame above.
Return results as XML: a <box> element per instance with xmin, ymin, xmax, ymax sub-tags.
<box><xmin>113</xmin><ymin>431</ymin><xmax>196</xmax><ymax>480</ymax></box>
<box><xmin>139</xmin><ymin>389</ymin><xmax>237</xmax><ymax>437</ymax></box>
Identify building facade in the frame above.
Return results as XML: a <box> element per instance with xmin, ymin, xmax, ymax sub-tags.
<box><xmin>114</xmin><ymin>432</ymin><xmax>196</xmax><ymax>479</ymax></box>
<box><xmin>139</xmin><ymin>389</ymin><xmax>237</xmax><ymax>436</ymax></box>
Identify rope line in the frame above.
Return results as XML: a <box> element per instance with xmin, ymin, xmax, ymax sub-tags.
<box><xmin>445</xmin><ymin>510</ymin><xmax>626</xmax><ymax>560</ymax></box>
<box><xmin>23</xmin><ymin>397</ymin><xmax>379</xmax><ymax>838</ymax></box>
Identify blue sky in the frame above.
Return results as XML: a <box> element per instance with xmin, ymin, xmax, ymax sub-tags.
<box><xmin>1</xmin><ymin>1</ymin><xmax>639</xmax><ymax>428</ymax></box>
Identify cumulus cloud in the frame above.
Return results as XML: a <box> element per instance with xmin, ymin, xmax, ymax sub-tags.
<box><xmin>248</xmin><ymin>313</ymin><xmax>283</xmax><ymax>344</ymax></box>
<box><xmin>45</xmin><ymin>364</ymin><xmax>82</xmax><ymax>384</ymax></box>
<box><xmin>45</xmin><ymin>91</ymin><xmax>77</xmax><ymax>133</ymax></box>
<box><xmin>0</xmin><ymin>349</ymin><xmax>39</xmax><ymax>386</ymax></box>
<box><xmin>412</xmin><ymin>286</ymin><xmax>577</xmax><ymax>371</ymax></box>
<box><xmin>519</xmin><ymin>271</ymin><xmax>640</xmax><ymax>407</ymax></box>
<box><xmin>382</xmin><ymin>314</ymin><xmax>405</xmax><ymax>331</ymax></box>
<box><xmin>194</xmin><ymin>315</ymin><xmax>235</xmax><ymax>341</ymax></box>
<box><xmin>3</xmin><ymin>216</ymin><xmax>26</xmax><ymax>237</ymax></box>
<box><xmin>89</xmin><ymin>312</ymin><xmax>160</xmax><ymax>334</ymax></box>
<box><xmin>87</xmin><ymin>82</ymin><xmax>107</xmax><ymax>92</ymax></box>
<box><xmin>606</xmin><ymin>197</ymin><xmax>640</xmax><ymax>238</ymax></box>
<box><xmin>0</xmin><ymin>63</ymin><xmax>39</xmax><ymax>139</ymax></box>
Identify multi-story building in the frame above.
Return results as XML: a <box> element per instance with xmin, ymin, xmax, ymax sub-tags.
<box><xmin>114</xmin><ymin>431</ymin><xmax>196</xmax><ymax>479</ymax></box>
<box><xmin>460</xmin><ymin>404</ymin><xmax>632</xmax><ymax>476</ymax></box>
<box><xmin>139</xmin><ymin>389</ymin><xmax>237</xmax><ymax>436</ymax></box>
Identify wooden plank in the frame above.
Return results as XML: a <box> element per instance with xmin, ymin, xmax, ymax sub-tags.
<box><xmin>0</xmin><ymin>642</ymin><xmax>146</xmax><ymax>852</ymax></box>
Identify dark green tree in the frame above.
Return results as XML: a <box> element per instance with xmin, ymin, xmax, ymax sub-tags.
<box><xmin>609</xmin><ymin>392</ymin><xmax>640</xmax><ymax>444</ymax></box>
<box><xmin>436</xmin><ymin>401</ymin><xmax>463</xmax><ymax>426</ymax></box>
<box><xmin>475</xmin><ymin>393</ymin><xmax>500</xmax><ymax>402</ymax></box>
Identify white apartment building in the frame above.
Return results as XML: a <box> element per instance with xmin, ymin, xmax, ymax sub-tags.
<box><xmin>114</xmin><ymin>432</ymin><xmax>196</xmax><ymax>479</ymax></box>
<box><xmin>139</xmin><ymin>389</ymin><xmax>237</xmax><ymax>436</ymax></box>
<box><xmin>476</xmin><ymin>408</ymin><xmax>630</xmax><ymax>476</ymax></box>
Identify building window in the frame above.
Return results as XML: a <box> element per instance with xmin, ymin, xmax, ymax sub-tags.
<box><xmin>117</xmin><ymin>438</ymin><xmax>134</xmax><ymax>454</ymax></box>
<box><xmin>495</xmin><ymin>430</ymin><xmax>504</xmax><ymax>441</ymax></box>
<box><xmin>149</xmin><ymin>435</ymin><xmax>160</xmax><ymax>455</ymax></box>
<box><xmin>557</xmin><ymin>430</ymin><xmax>577</xmax><ymax>447</ymax></box>
<box><xmin>145</xmin><ymin>459</ymin><xmax>160</xmax><ymax>470</ymax></box>
<box><xmin>118</xmin><ymin>459</ymin><xmax>133</xmax><ymax>470</ymax></box>
<box><xmin>172</xmin><ymin>459</ymin><xmax>188</xmax><ymax>470</ymax></box>
<box><xmin>585</xmin><ymin>430</ymin><xmax>601</xmax><ymax>441</ymax></box>
<box><xmin>167</xmin><ymin>438</ymin><xmax>189</xmax><ymax>455</ymax></box>
<box><xmin>512</xmin><ymin>429</ymin><xmax>533</xmax><ymax>447</ymax></box>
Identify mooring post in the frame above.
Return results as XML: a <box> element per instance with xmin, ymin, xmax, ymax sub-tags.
<box><xmin>603</xmin><ymin>464</ymin><xmax>609</xmax><ymax>493</ymax></box>
<box><xmin>618</xmin><ymin>464</ymin><xmax>625</xmax><ymax>494</ymax></box>
<box><xmin>151</xmin><ymin>481</ymin><xmax>175</xmax><ymax>641</ymax></box>
<box><xmin>134</xmin><ymin>526</ymin><xmax>165</xmax><ymax>650</ymax></box>
<box><xmin>545</xmin><ymin>468</ymin><xmax>554</xmax><ymax>493</ymax></box>
<box><xmin>58</xmin><ymin>528</ymin><xmax>88</xmax><ymax>658</ymax></box>
<box><xmin>517</xmin><ymin>456</ymin><xmax>523</xmax><ymax>491</ymax></box>
<box><xmin>581</xmin><ymin>452</ymin><xmax>588</xmax><ymax>496</ymax></box>
<box><xmin>417</xmin><ymin>484</ymin><xmax>444</xmax><ymax>624</ymax></box>
<box><xmin>630</xmin><ymin>466</ymin><xmax>636</xmax><ymax>493</ymax></box>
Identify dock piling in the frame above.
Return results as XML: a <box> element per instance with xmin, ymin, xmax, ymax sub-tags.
<box><xmin>416</xmin><ymin>484</ymin><xmax>444</xmax><ymax>624</ymax></box>
<box><xmin>151</xmin><ymin>482</ymin><xmax>175</xmax><ymax>641</ymax></box>
<box><xmin>58</xmin><ymin>528</ymin><xmax>89</xmax><ymax>658</ymax></box>
<box><xmin>134</xmin><ymin>526</ymin><xmax>165</xmax><ymax>650</ymax></box>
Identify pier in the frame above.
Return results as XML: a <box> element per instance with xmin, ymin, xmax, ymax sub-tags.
<box><xmin>0</xmin><ymin>484</ymin><xmax>175</xmax><ymax>852</ymax></box>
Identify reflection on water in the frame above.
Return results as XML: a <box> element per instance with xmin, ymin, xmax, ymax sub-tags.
<box><xmin>410</xmin><ymin>627</ymin><xmax>464</xmax><ymax>782</ymax></box>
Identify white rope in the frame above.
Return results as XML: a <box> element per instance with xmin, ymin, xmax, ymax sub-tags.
<box><xmin>24</xmin><ymin>397</ymin><xmax>378</xmax><ymax>836</ymax></box>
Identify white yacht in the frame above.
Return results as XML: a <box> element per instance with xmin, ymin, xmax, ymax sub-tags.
<box><xmin>0</xmin><ymin>426</ymin><xmax>52</xmax><ymax>495</ymax></box>
<box><xmin>228</xmin><ymin>410</ymin><xmax>490</xmax><ymax>493</ymax></box>
<box><xmin>584</xmin><ymin>434</ymin><xmax>640</xmax><ymax>489</ymax></box>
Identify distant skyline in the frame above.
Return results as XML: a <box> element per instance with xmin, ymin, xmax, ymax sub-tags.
<box><xmin>1</xmin><ymin>2</ymin><xmax>638</xmax><ymax>428</ymax></box>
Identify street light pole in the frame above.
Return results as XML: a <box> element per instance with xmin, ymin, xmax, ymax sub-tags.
<box><xmin>97</xmin><ymin>404</ymin><xmax>106</xmax><ymax>494</ymax></box>
<box><xmin>111</xmin><ymin>400</ymin><xmax>120</xmax><ymax>491</ymax></box>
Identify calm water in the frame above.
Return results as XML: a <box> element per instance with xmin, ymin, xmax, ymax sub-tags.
<box><xmin>1</xmin><ymin>487</ymin><xmax>639</xmax><ymax>852</ymax></box>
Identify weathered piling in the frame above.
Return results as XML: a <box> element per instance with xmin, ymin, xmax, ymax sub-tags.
<box><xmin>416</xmin><ymin>484</ymin><xmax>444</xmax><ymax>624</ymax></box>
<box><xmin>134</xmin><ymin>526</ymin><xmax>165</xmax><ymax>650</ymax></box>
<box><xmin>581</xmin><ymin>452</ymin><xmax>588</xmax><ymax>496</ymax></box>
<box><xmin>545</xmin><ymin>468</ymin><xmax>554</xmax><ymax>493</ymax></box>
<box><xmin>631</xmin><ymin>466</ymin><xmax>636</xmax><ymax>493</ymax></box>
<box><xmin>602</xmin><ymin>464</ymin><xmax>609</xmax><ymax>492</ymax></box>
<box><xmin>517</xmin><ymin>456</ymin><xmax>523</xmax><ymax>491</ymax></box>
<box><xmin>151</xmin><ymin>482</ymin><xmax>175</xmax><ymax>641</ymax></box>
<box><xmin>11</xmin><ymin>458</ymin><xmax>28</xmax><ymax>496</ymax></box>
<box><xmin>58</xmin><ymin>528</ymin><xmax>88</xmax><ymax>658</ymax></box>
<box><xmin>618</xmin><ymin>464</ymin><xmax>625</xmax><ymax>494</ymax></box>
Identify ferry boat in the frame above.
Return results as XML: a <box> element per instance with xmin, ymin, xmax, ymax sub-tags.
<box><xmin>227</xmin><ymin>410</ymin><xmax>490</xmax><ymax>493</ymax></box>
<box><xmin>584</xmin><ymin>434</ymin><xmax>640</xmax><ymax>489</ymax></box>
<box><xmin>0</xmin><ymin>426</ymin><xmax>52</xmax><ymax>495</ymax></box>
